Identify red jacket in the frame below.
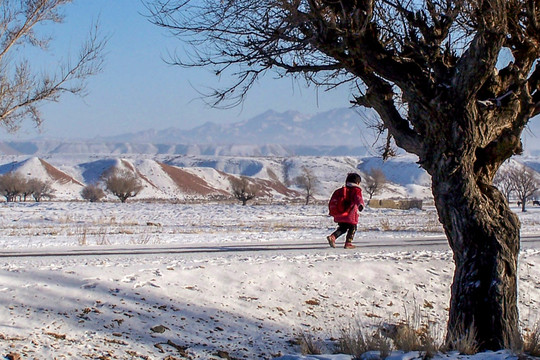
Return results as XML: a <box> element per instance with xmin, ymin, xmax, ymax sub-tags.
<box><xmin>333</xmin><ymin>183</ymin><xmax>365</xmax><ymax>225</ymax></box>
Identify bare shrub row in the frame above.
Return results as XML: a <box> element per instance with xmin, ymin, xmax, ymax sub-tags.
<box><xmin>0</xmin><ymin>172</ymin><xmax>54</xmax><ymax>202</ymax></box>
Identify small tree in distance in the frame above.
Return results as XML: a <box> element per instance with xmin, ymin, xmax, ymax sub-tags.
<box><xmin>19</xmin><ymin>178</ymin><xmax>32</xmax><ymax>202</ymax></box>
<box><xmin>230</xmin><ymin>176</ymin><xmax>257</xmax><ymax>206</ymax></box>
<box><xmin>27</xmin><ymin>178</ymin><xmax>55</xmax><ymax>202</ymax></box>
<box><xmin>81</xmin><ymin>183</ymin><xmax>106</xmax><ymax>202</ymax></box>
<box><xmin>493</xmin><ymin>168</ymin><xmax>514</xmax><ymax>203</ymax></box>
<box><xmin>295</xmin><ymin>167</ymin><xmax>318</xmax><ymax>205</ymax></box>
<box><xmin>364</xmin><ymin>168</ymin><xmax>387</xmax><ymax>202</ymax></box>
<box><xmin>508</xmin><ymin>167</ymin><xmax>539</xmax><ymax>212</ymax></box>
<box><xmin>104</xmin><ymin>169</ymin><xmax>143</xmax><ymax>203</ymax></box>
<box><xmin>0</xmin><ymin>172</ymin><xmax>24</xmax><ymax>202</ymax></box>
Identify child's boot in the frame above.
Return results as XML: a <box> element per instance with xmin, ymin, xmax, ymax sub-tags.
<box><xmin>344</xmin><ymin>241</ymin><xmax>356</xmax><ymax>249</ymax></box>
<box><xmin>327</xmin><ymin>235</ymin><xmax>336</xmax><ymax>248</ymax></box>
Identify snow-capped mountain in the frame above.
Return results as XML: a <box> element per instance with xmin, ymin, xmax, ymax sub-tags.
<box><xmin>0</xmin><ymin>152</ymin><xmax>537</xmax><ymax>203</ymax></box>
<box><xmin>0</xmin><ymin>153</ymin><xmax>423</xmax><ymax>202</ymax></box>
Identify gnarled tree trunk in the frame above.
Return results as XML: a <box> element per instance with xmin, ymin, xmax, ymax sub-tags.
<box><xmin>418</xmin><ymin>102</ymin><xmax>524</xmax><ymax>349</ymax></box>
<box><xmin>430</xmin><ymin>163</ymin><xmax>521</xmax><ymax>349</ymax></box>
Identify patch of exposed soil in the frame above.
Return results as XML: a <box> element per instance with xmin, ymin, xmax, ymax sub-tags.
<box><xmin>158</xmin><ymin>162</ymin><xmax>229</xmax><ymax>196</ymax></box>
<box><xmin>39</xmin><ymin>159</ymin><xmax>84</xmax><ymax>186</ymax></box>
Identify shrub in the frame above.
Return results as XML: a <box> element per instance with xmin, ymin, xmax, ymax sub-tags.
<box><xmin>229</xmin><ymin>176</ymin><xmax>257</xmax><ymax>206</ymax></box>
<box><xmin>103</xmin><ymin>169</ymin><xmax>143</xmax><ymax>203</ymax></box>
<box><xmin>81</xmin><ymin>184</ymin><xmax>106</xmax><ymax>202</ymax></box>
<box><xmin>0</xmin><ymin>172</ymin><xmax>25</xmax><ymax>202</ymax></box>
<box><xmin>27</xmin><ymin>178</ymin><xmax>55</xmax><ymax>202</ymax></box>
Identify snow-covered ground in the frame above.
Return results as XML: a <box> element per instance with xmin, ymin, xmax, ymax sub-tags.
<box><xmin>1</xmin><ymin>202</ymin><xmax>540</xmax><ymax>359</ymax></box>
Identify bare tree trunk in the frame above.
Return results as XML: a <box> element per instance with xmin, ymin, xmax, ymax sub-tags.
<box><xmin>431</xmin><ymin>165</ymin><xmax>521</xmax><ymax>350</ymax></box>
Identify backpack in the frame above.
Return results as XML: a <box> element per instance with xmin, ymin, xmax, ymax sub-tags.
<box><xmin>328</xmin><ymin>186</ymin><xmax>352</xmax><ymax>217</ymax></box>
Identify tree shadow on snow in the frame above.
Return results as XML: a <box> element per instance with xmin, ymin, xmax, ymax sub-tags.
<box><xmin>0</xmin><ymin>264</ymin><xmax>298</xmax><ymax>359</ymax></box>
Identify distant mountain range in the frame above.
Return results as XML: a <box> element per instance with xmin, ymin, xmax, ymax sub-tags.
<box><xmin>0</xmin><ymin>108</ymin><xmax>381</xmax><ymax>156</ymax></box>
<box><xmin>0</xmin><ymin>107</ymin><xmax>537</xmax><ymax>157</ymax></box>
<box><xmin>99</xmin><ymin>108</ymin><xmax>380</xmax><ymax>146</ymax></box>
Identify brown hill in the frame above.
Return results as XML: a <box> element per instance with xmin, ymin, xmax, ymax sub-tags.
<box><xmin>158</xmin><ymin>162</ymin><xmax>229</xmax><ymax>196</ymax></box>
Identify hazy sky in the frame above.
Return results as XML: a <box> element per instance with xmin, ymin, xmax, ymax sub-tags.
<box><xmin>1</xmin><ymin>0</ymin><xmax>538</xmax><ymax>151</ymax></box>
<box><xmin>1</xmin><ymin>0</ymin><xmax>353</xmax><ymax>140</ymax></box>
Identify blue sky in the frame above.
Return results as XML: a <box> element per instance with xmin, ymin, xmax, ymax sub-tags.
<box><xmin>1</xmin><ymin>0</ymin><xmax>538</xmax><ymax>152</ymax></box>
<box><xmin>1</xmin><ymin>0</ymin><xmax>352</xmax><ymax>140</ymax></box>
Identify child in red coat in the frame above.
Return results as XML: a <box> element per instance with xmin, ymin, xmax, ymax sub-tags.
<box><xmin>327</xmin><ymin>173</ymin><xmax>365</xmax><ymax>249</ymax></box>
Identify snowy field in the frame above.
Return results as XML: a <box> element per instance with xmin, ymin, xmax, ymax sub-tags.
<box><xmin>1</xmin><ymin>202</ymin><xmax>540</xmax><ymax>359</ymax></box>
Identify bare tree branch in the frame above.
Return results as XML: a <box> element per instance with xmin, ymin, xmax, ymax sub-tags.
<box><xmin>0</xmin><ymin>0</ymin><xmax>107</xmax><ymax>131</ymax></box>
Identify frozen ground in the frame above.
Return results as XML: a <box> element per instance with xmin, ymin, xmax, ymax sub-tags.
<box><xmin>0</xmin><ymin>202</ymin><xmax>540</xmax><ymax>359</ymax></box>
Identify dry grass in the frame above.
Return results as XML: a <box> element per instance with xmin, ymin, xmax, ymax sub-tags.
<box><xmin>390</xmin><ymin>322</ymin><xmax>440</xmax><ymax>358</ymax></box>
<box><xmin>299</xmin><ymin>312</ymin><xmax>540</xmax><ymax>359</ymax></box>
<box><xmin>443</xmin><ymin>323</ymin><xmax>479</xmax><ymax>355</ymax></box>
<box><xmin>334</xmin><ymin>320</ymin><xmax>441</xmax><ymax>359</ymax></box>
<box><xmin>524</xmin><ymin>325</ymin><xmax>540</xmax><ymax>357</ymax></box>
<box><xmin>392</xmin><ymin>323</ymin><xmax>423</xmax><ymax>351</ymax></box>
<box><xmin>379</xmin><ymin>219</ymin><xmax>392</xmax><ymax>231</ymax></box>
<box><xmin>96</xmin><ymin>227</ymin><xmax>111</xmax><ymax>246</ymax></box>
<box><xmin>309</xmin><ymin>305</ymin><xmax>446</xmax><ymax>359</ymax></box>
<box><xmin>298</xmin><ymin>332</ymin><xmax>325</xmax><ymax>355</ymax></box>
<box><xmin>422</xmin><ymin>214</ymin><xmax>444</xmax><ymax>233</ymax></box>
<box><xmin>130</xmin><ymin>231</ymin><xmax>161</xmax><ymax>245</ymax></box>
<box><xmin>336</xmin><ymin>323</ymin><xmax>369</xmax><ymax>357</ymax></box>
<box><xmin>377</xmin><ymin>214</ymin><xmax>443</xmax><ymax>233</ymax></box>
<box><xmin>336</xmin><ymin>322</ymin><xmax>392</xmax><ymax>359</ymax></box>
<box><xmin>73</xmin><ymin>224</ymin><xmax>163</xmax><ymax>246</ymax></box>
<box><xmin>391</xmin><ymin>304</ymin><xmax>441</xmax><ymax>356</ymax></box>
<box><xmin>77</xmin><ymin>226</ymin><xmax>88</xmax><ymax>246</ymax></box>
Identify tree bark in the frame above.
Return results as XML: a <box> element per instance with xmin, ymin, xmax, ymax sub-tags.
<box><xmin>430</xmin><ymin>161</ymin><xmax>521</xmax><ymax>350</ymax></box>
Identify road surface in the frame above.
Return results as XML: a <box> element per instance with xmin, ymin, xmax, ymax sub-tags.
<box><xmin>1</xmin><ymin>234</ymin><xmax>539</xmax><ymax>258</ymax></box>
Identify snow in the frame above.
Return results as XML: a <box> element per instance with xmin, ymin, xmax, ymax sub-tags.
<box><xmin>1</xmin><ymin>202</ymin><xmax>540</xmax><ymax>359</ymax></box>
<box><xmin>0</xmin><ymin>152</ymin><xmax>539</xmax><ymax>358</ymax></box>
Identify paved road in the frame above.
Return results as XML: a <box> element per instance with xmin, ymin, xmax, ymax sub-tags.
<box><xmin>1</xmin><ymin>234</ymin><xmax>539</xmax><ymax>258</ymax></box>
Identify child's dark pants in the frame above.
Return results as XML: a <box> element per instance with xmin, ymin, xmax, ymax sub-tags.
<box><xmin>331</xmin><ymin>223</ymin><xmax>357</xmax><ymax>243</ymax></box>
